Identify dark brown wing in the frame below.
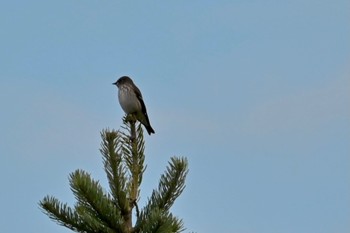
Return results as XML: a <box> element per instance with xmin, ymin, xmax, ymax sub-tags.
<box><xmin>132</xmin><ymin>83</ymin><xmax>155</xmax><ymax>134</ymax></box>
<box><xmin>132</xmin><ymin>83</ymin><xmax>147</xmax><ymax>115</ymax></box>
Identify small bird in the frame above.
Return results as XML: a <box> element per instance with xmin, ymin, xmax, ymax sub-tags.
<box><xmin>113</xmin><ymin>76</ymin><xmax>155</xmax><ymax>135</ymax></box>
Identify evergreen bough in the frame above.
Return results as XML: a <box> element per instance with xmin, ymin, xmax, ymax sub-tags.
<box><xmin>39</xmin><ymin>118</ymin><xmax>189</xmax><ymax>233</ymax></box>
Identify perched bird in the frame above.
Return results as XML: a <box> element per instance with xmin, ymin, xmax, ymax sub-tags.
<box><xmin>113</xmin><ymin>76</ymin><xmax>155</xmax><ymax>135</ymax></box>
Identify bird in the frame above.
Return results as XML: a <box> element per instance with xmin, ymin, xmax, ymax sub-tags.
<box><xmin>113</xmin><ymin>76</ymin><xmax>155</xmax><ymax>135</ymax></box>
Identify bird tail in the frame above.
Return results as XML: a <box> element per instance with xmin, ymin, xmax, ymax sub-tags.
<box><xmin>145</xmin><ymin>125</ymin><xmax>155</xmax><ymax>135</ymax></box>
<box><xmin>136</xmin><ymin>112</ymin><xmax>155</xmax><ymax>135</ymax></box>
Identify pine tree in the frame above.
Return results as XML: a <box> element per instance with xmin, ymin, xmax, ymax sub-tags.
<box><xmin>39</xmin><ymin>117</ymin><xmax>189</xmax><ymax>233</ymax></box>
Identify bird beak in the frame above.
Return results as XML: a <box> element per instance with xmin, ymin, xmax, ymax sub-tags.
<box><xmin>112</xmin><ymin>82</ymin><xmax>117</xmax><ymax>86</ymax></box>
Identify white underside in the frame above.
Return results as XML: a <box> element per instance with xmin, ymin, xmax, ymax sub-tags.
<box><xmin>118</xmin><ymin>90</ymin><xmax>141</xmax><ymax>114</ymax></box>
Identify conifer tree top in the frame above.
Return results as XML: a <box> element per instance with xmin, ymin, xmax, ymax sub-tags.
<box><xmin>39</xmin><ymin>119</ymin><xmax>189</xmax><ymax>233</ymax></box>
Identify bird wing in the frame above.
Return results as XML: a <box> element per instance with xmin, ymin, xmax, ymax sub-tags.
<box><xmin>133</xmin><ymin>84</ymin><xmax>148</xmax><ymax>116</ymax></box>
<box><xmin>131</xmin><ymin>82</ymin><xmax>154</xmax><ymax>134</ymax></box>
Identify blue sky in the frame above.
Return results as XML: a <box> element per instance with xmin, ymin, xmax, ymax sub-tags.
<box><xmin>1</xmin><ymin>1</ymin><xmax>349</xmax><ymax>233</ymax></box>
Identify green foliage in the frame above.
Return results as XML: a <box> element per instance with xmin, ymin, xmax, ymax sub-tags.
<box><xmin>136</xmin><ymin>157</ymin><xmax>188</xmax><ymax>232</ymax></box>
<box><xmin>39</xmin><ymin>120</ymin><xmax>189</xmax><ymax>233</ymax></box>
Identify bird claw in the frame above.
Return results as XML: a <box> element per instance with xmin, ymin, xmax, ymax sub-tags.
<box><xmin>125</xmin><ymin>114</ymin><xmax>137</xmax><ymax>123</ymax></box>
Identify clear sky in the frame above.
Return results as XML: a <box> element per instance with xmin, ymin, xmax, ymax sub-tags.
<box><xmin>0</xmin><ymin>1</ymin><xmax>349</xmax><ymax>233</ymax></box>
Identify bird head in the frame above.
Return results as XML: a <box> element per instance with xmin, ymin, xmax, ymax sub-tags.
<box><xmin>113</xmin><ymin>76</ymin><xmax>133</xmax><ymax>87</ymax></box>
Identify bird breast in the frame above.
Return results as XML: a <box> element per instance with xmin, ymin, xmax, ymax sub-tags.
<box><xmin>118</xmin><ymin>89</ymin><xmax>141</xmax><ymax>114</ymax></box>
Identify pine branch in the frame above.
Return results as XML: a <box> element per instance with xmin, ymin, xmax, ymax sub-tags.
<box><xmin>120</xmin><ymin>118</ymin><xmax>146</xmax><ymax>231</ymax></box>
<box><xmin>39</xmin><ymin>196</ymin><xmax>89</xmax><ymax>232</ymax></box>
<box><xmin>74</xmin><ymin>205</ymin><xmax>115</xmax><ymax>233</ymax></box>
<box><xmin>100</xmin><ymin>130</ymin><xmax>129</xmax><ymax>216</ymax></box>
<box><xmin>148</xmin><ymin>157</ymin><xmax>188</xmax><ymax>211</ymax></box>
<box><xmin>122</xmin><ymin>122</ymin><xmax>146</xmax><ymax>200</ymax></box>
<box><xmin>69</xmin><ymin>169</ymin><xmax>123</xmax><ymax>232</ymax></box>
<box><xmin>139</xmin><ymin>208</ymin><xmax>184</xmax><ymax>233</ymax></box>
<box><xmin>136</xmin><ymin>157</ymin><xmax>188</xmax><ymax>232</ymax></box>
